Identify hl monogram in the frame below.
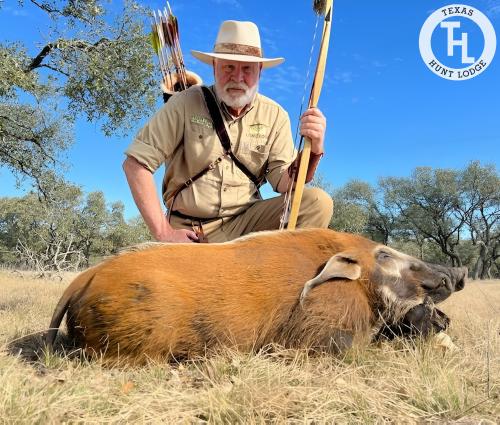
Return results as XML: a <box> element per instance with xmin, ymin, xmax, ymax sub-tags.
<box><xmin>440</xmin><ymin>21</ymin><xmax>475</xmax><ymax>64</ymax></box>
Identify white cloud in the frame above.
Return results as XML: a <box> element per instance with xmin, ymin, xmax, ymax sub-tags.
<box><xmin>4</xmin><ymin>5</ymin><xmax>28</xmax><ymax>16</ymax></box>
<box><xmin>371</xmin><ymin>60</ymin><xmax>387</xmax><ymax>68</ymax></box>
<box><xmin>260</xmin><ymin>26</ymin><xmax>281</xmax><ymax>53</ymax></box>
<box><xmin>211</xmin><ymin>0</ymin><xmax>241</xmax><ymax>8</ymax></box>
<box><xmin>325</xmin><ymin>71</ymin><xmax>352</xmax><ymax>85</ymax></box>
<box><xmin>487</xmin><ymin>5</ymin><xmax>500</xmax><ymax>16</ymax></box>
<box><xmin>260</xmin><ymin>65</ymin><xmax>304</xmax><ymax>95</ymax></box>
<box><xmin>334</xmin><ymin>71</ymin><xmax>353</xmax><ymax>83</ymax></box>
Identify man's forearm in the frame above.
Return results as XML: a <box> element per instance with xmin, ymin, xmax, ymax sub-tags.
<box><xmin>277</xmin><ymin>171</ymin><xmax>293</xmax><ymax>194</ymax></box>
<box><xmin>123</xmin><ymin>156</ymin><xmax>173</xmax><ymax>240</ymax></box>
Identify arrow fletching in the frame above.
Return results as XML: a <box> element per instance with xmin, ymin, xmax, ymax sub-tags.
<box><xmin>150</xmin><ymin>28</ymin><xmax>160</xmax><ymax>54</ymax></box>
<box><xmin>149</xmin><ymin>2</ymin><xmax>190</xmax><ymax>92</ymax></box>
<box><xmin>313</xmin><ymin>0</ymin><xmax>333</xmax><ymax>15</ymax></box>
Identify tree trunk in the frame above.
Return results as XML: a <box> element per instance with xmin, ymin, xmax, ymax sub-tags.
<box><xmin>472</xmin><ymin>257</ymin><xmax>482</xmax><ymax>280</ymax></box>
<box><xmin>476</xmin><ymin>242</ymin><xmax>488</xmax><ymax>280</ymax></box>
<box><xmin>447</xmin><ymin>251</ymin><xmax>462</xmax><ymax>267</ymax></box>
<box><xmin>481</xmin><ymin>258</ymin><xmax>492</xmax><ymax>280</ymax></box>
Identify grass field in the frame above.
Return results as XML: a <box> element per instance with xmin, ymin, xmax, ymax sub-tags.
<box><xmin>0</xmin><ymin>270</ymin><xmax>498</xmax><ymax>424</ymax></box>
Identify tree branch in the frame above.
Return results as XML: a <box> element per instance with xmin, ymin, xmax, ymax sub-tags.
<box><xmin>29</xmin><ymin>0</ymin><xmax>61</xmax><ymax>15</ymax></box>
<box><xmin>26</xmin><ymin>38</ymin><xmax>111</xmax><ymax>72</ymax></box>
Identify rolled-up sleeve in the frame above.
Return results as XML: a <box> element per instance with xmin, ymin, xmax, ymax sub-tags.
<box><xmin>125</xmin><ymin>94</ymin><xmax>185</xmax><ymax>173</ymax></box>
<box><xmin>265</xmin><ymin>109</ymin><xmax>296</xmax><ymax>191</ymax></box>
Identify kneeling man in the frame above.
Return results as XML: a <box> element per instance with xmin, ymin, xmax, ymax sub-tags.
<box><xmin>123</xmin><ymin>20</ymin><xmax>333</xmax><ymax>243</ymax></box>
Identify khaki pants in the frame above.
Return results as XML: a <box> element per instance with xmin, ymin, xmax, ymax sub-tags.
<box><xmin>169</xmin><ymin>187</ymin><xmax>333</xmax><ymax>243</ymax></box>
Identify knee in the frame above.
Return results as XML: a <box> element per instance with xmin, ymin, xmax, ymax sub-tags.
<box><xmin>300</xmin><ymin>187</ymin><xmax>334</xmax><ymax>227</ymax></box>
<box><xmin>302</xmin><ymin>187</ymin><xmax>334</xmax><ymax>212</ymax></box>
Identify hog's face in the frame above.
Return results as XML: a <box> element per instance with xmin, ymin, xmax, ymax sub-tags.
<box><xmin>370</xmin><ymin>246</ymin><xmax>467</xmax><ymax>305</ymax></box>
<box><xmin>300</xmin><ymin>240</ymin><xmax>466</xmax><ymax>323</ymax></box>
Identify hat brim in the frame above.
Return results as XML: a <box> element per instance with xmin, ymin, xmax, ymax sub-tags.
<box><xmin>191</xmin><ymin>50</ymin><xmax>284</xmax><ymax>69</ymax></box>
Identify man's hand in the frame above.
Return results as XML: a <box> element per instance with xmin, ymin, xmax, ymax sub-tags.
<box><xmin>156</xmin><ymin>226</ymin><xmax>199</xmax><ymax>243</ymax></box>
<box><xmin>299</xmin><ymin>107</ymin><xmax>326</xmax><ymax>154</ymax></box>
<box><xmin>123</xmin><ymin>156</ymin><xmax>200</xmax><ymax>244</ymax></box>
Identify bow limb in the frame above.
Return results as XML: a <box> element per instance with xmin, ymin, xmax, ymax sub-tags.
<box><xmin>287</xmin><ymin>0</ymin><xmax>333</xmax><ymax>230</ymax></box>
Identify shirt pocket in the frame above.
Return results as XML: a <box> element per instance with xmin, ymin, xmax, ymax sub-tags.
<box><xmin>188</xmin><ymin>117</ymin><xmax>214</xmax><ymax>140</ymax></box>
<box><xmin>186</xmin><ymin>118</ymin><xmax>222</xmax><ymax>166</ymax></box>
<box><xmin>236</xmin><ymin>139</ymin><xmax>270</xmax><ymax>178</ymax></box>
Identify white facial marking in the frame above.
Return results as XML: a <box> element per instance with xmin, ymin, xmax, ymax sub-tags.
<box><xmin>373</xmin><ymin>245</ymin><xmax>417</xmax><ymax>278</ymax></box>
<box><xmin>377</xmin><ymin>281</ymin><xmax>424</xmax><ymax>324</ymax></box>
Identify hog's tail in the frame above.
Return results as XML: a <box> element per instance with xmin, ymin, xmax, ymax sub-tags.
<box><xmin>45</xmin><ymin>268</ymin><xmax>96</xmax><ymax>349</ymax></box>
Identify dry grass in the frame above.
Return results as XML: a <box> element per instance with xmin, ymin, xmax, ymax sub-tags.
<box><xmin>0</xmin><ymin>270</ymin><xmax>498</xmax><ymax>424</ymax></box>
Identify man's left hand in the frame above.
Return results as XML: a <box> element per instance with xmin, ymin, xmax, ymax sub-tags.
<box><xmin>299</xmin><ymin>107</ymin><xmax>326</xmax><ymax>154</ymax></box>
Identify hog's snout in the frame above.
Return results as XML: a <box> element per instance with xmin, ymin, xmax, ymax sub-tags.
<box><xmin>420</xmin><ymin>264</ymin><xmax>467</xmax><ymax>303</ymax></box>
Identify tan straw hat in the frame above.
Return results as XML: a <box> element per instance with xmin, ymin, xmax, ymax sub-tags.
<box><xmin>191</xmin><ymin>20</ymin><xmax>284</xmax><ymax>69</ymax></box>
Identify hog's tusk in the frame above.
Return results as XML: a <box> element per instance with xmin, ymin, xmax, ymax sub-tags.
<box><xmin>433</xmin><ymin>332</ymin><xmax>459</xmax><ymax>353</ymax></box>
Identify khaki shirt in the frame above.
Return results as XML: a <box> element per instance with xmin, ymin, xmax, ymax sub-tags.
<box><xmin>125</xmin><ymin>85</ymin><xmax>295</xmax><ymax>218</ymax></box>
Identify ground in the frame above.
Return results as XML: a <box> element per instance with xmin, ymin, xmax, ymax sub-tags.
<box><xmin>0</xmin><ymin>270</ymin><xmax>498</xmax><ymax>423</ymax></box>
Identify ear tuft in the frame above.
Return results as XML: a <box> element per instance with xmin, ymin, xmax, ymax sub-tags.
<box><xmin>300</xmin><ymin>253</ymin><xmax>361</xmax><ymax>307</ymax></box>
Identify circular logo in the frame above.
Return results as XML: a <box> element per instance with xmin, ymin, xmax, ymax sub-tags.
<box><xmin>419</xmin><ymin>4</ymin><xmax>496</xmax><ymax>80</ymax></box>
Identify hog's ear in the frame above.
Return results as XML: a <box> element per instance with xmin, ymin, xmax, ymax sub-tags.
<box><xmin>300</xmin><ymin>253</ymin><xmax>361</xmax><ymax>306</ymax></box>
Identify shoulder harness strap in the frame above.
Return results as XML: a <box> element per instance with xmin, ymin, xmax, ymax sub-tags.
<box><xmin>200</xmin><ymin>86</ymin><xmax>263</xmax><ymax>189</ymax></box>
<box><xmin>166</xmin><ymin>86</ymin><xmax>263</xmax><ymax>220</ymax></box>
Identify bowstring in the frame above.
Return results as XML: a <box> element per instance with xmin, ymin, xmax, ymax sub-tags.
<box><xmin>279</xmin><ymin>14</ymin><xmax>321</xmax><ymax>230</ymax></box>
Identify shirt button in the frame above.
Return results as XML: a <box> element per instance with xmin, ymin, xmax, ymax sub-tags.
<box><xmin>199</xmin><ymin>135</ymin><xmax>203</xmax><ymax>139</ymax></box>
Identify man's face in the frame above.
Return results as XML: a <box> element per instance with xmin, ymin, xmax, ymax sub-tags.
<box><xmin>214</xmin><ymin>58</ymin><xmax>261</xmax><ymax>110</ymax></box>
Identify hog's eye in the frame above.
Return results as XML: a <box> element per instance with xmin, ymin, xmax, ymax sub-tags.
<box><xmin>377</xmin><ymin>251</ymin><xmax>392</xmax><ymax>261</ymax></box>
<box><xmin>410</xmin><ymin>263</ymin><xmax>422</xmax><ymax>272</ymax></box>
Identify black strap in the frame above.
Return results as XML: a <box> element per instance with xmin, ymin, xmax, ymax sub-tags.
<box><xmin>200</xmin><ymin>86</ymin><xmax>263</xmax><ymax>189</ymax></box>
<box><xmin>163</xmin><ymin>92</ymin><xmax>173</xmax><ymax>103</ymax></box>
<box><xmin>170</xmin><ymin>210</ymin><xmax>221</xmax><ymax>223</ymax></box>
<box><xmin>165</xmin><ymin>154</ymin><xmax>226</xmax><ymax>219</ymax></box>
<box><xmin>166</xmin><ymin>86</ymin><xmax>263</xmax><ymax>221</ymax></box>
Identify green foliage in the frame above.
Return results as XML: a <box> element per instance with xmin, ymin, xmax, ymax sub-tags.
<box><xmin>0</xmin><ymin>175</ymin><xmax>152</xmax><ymax>271</ymax></box>
<box><xmin>1</xmin><ymin>0</ymin><xmax>158</xmax><ymax>186</ymax></box>
<box><xmin>380</xmin><ymin>167</ymin><xmax>465</xmax><ymax>266</ymax></box>
<box><xmin>330</xmin><ymin>199</ymin><xmax>368</xmax><ymax>234</ymax></box>
<box><xmin>330</xmin><ymin>179</ymin><xmax>398</xmax><ymax>244</ymax></box>
<box><xmin>317</xmin><ymin>162</ymin><xmax>499</xmax><ymax>277</ymax></box>
<box><xmin>0</xmin><ymin>102</ymin><xmax>71</xmax><ymax>191</ymax></box>
<box><xmin>458</xmin><ymin>161</ymin><xmax>500</xmax><ymax>278</ymax></box>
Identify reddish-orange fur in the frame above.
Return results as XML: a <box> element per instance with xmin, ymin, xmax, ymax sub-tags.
<box><xmin>46</xmin><ymin>230</ymin><xmax>408</xmax><ymax>362</ymax></box>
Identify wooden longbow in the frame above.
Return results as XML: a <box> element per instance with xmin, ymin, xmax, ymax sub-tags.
<box><xmin>287</xmin><ymin>0</ymin><xmax>333</xmax><ymax>230</ymax></box>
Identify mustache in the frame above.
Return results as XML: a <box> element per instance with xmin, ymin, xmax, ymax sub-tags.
<box><xmin>224</xmin><ymin>82</ymin><xmax>249</xmax><ymax>92</ymax></box>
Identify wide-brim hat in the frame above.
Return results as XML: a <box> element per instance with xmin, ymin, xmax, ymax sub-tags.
<box><xmin>191</xmin><ymin>20</ymin><xmax>284</xmax><ymax>69</ymax></box>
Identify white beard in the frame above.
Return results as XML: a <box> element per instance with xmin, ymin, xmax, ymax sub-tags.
<box><xmin>215</xmin><ymin>81</ymin><xmax>258</xmax><ymax>109</ymax></box>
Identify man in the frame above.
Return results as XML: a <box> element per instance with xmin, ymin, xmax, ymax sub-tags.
<box><xmin>123</xmin><ymin>20</ymin><xmax>333</xmax><ymax>243</ymax></box>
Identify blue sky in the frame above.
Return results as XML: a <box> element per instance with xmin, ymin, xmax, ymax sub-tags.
<box><xmin>1</xmin><ymin>0</ymin><xmax>499</xmax><ymax>218</ymax></box>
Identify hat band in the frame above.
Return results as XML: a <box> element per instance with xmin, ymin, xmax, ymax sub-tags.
<box><xmin>214</xmin><ymin>43</ymin><xmax>262</xmax><ymax>58</ymax></box>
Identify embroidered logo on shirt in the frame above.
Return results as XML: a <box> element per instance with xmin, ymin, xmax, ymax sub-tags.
<box><xmin>191</xmin><ymin>115</ymin><xmax>213</xmax><ymax>129</ymax></box>
<box><xmin>247</xmin><ymin>123</ymin><xmax>268</xmax><ymax>139</ymax></box>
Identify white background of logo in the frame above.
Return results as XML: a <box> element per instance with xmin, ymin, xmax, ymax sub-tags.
<box><xmin>419</xmin><ymin>4</ymin><xmax>496</xmax><ymax>80</ymax></box>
